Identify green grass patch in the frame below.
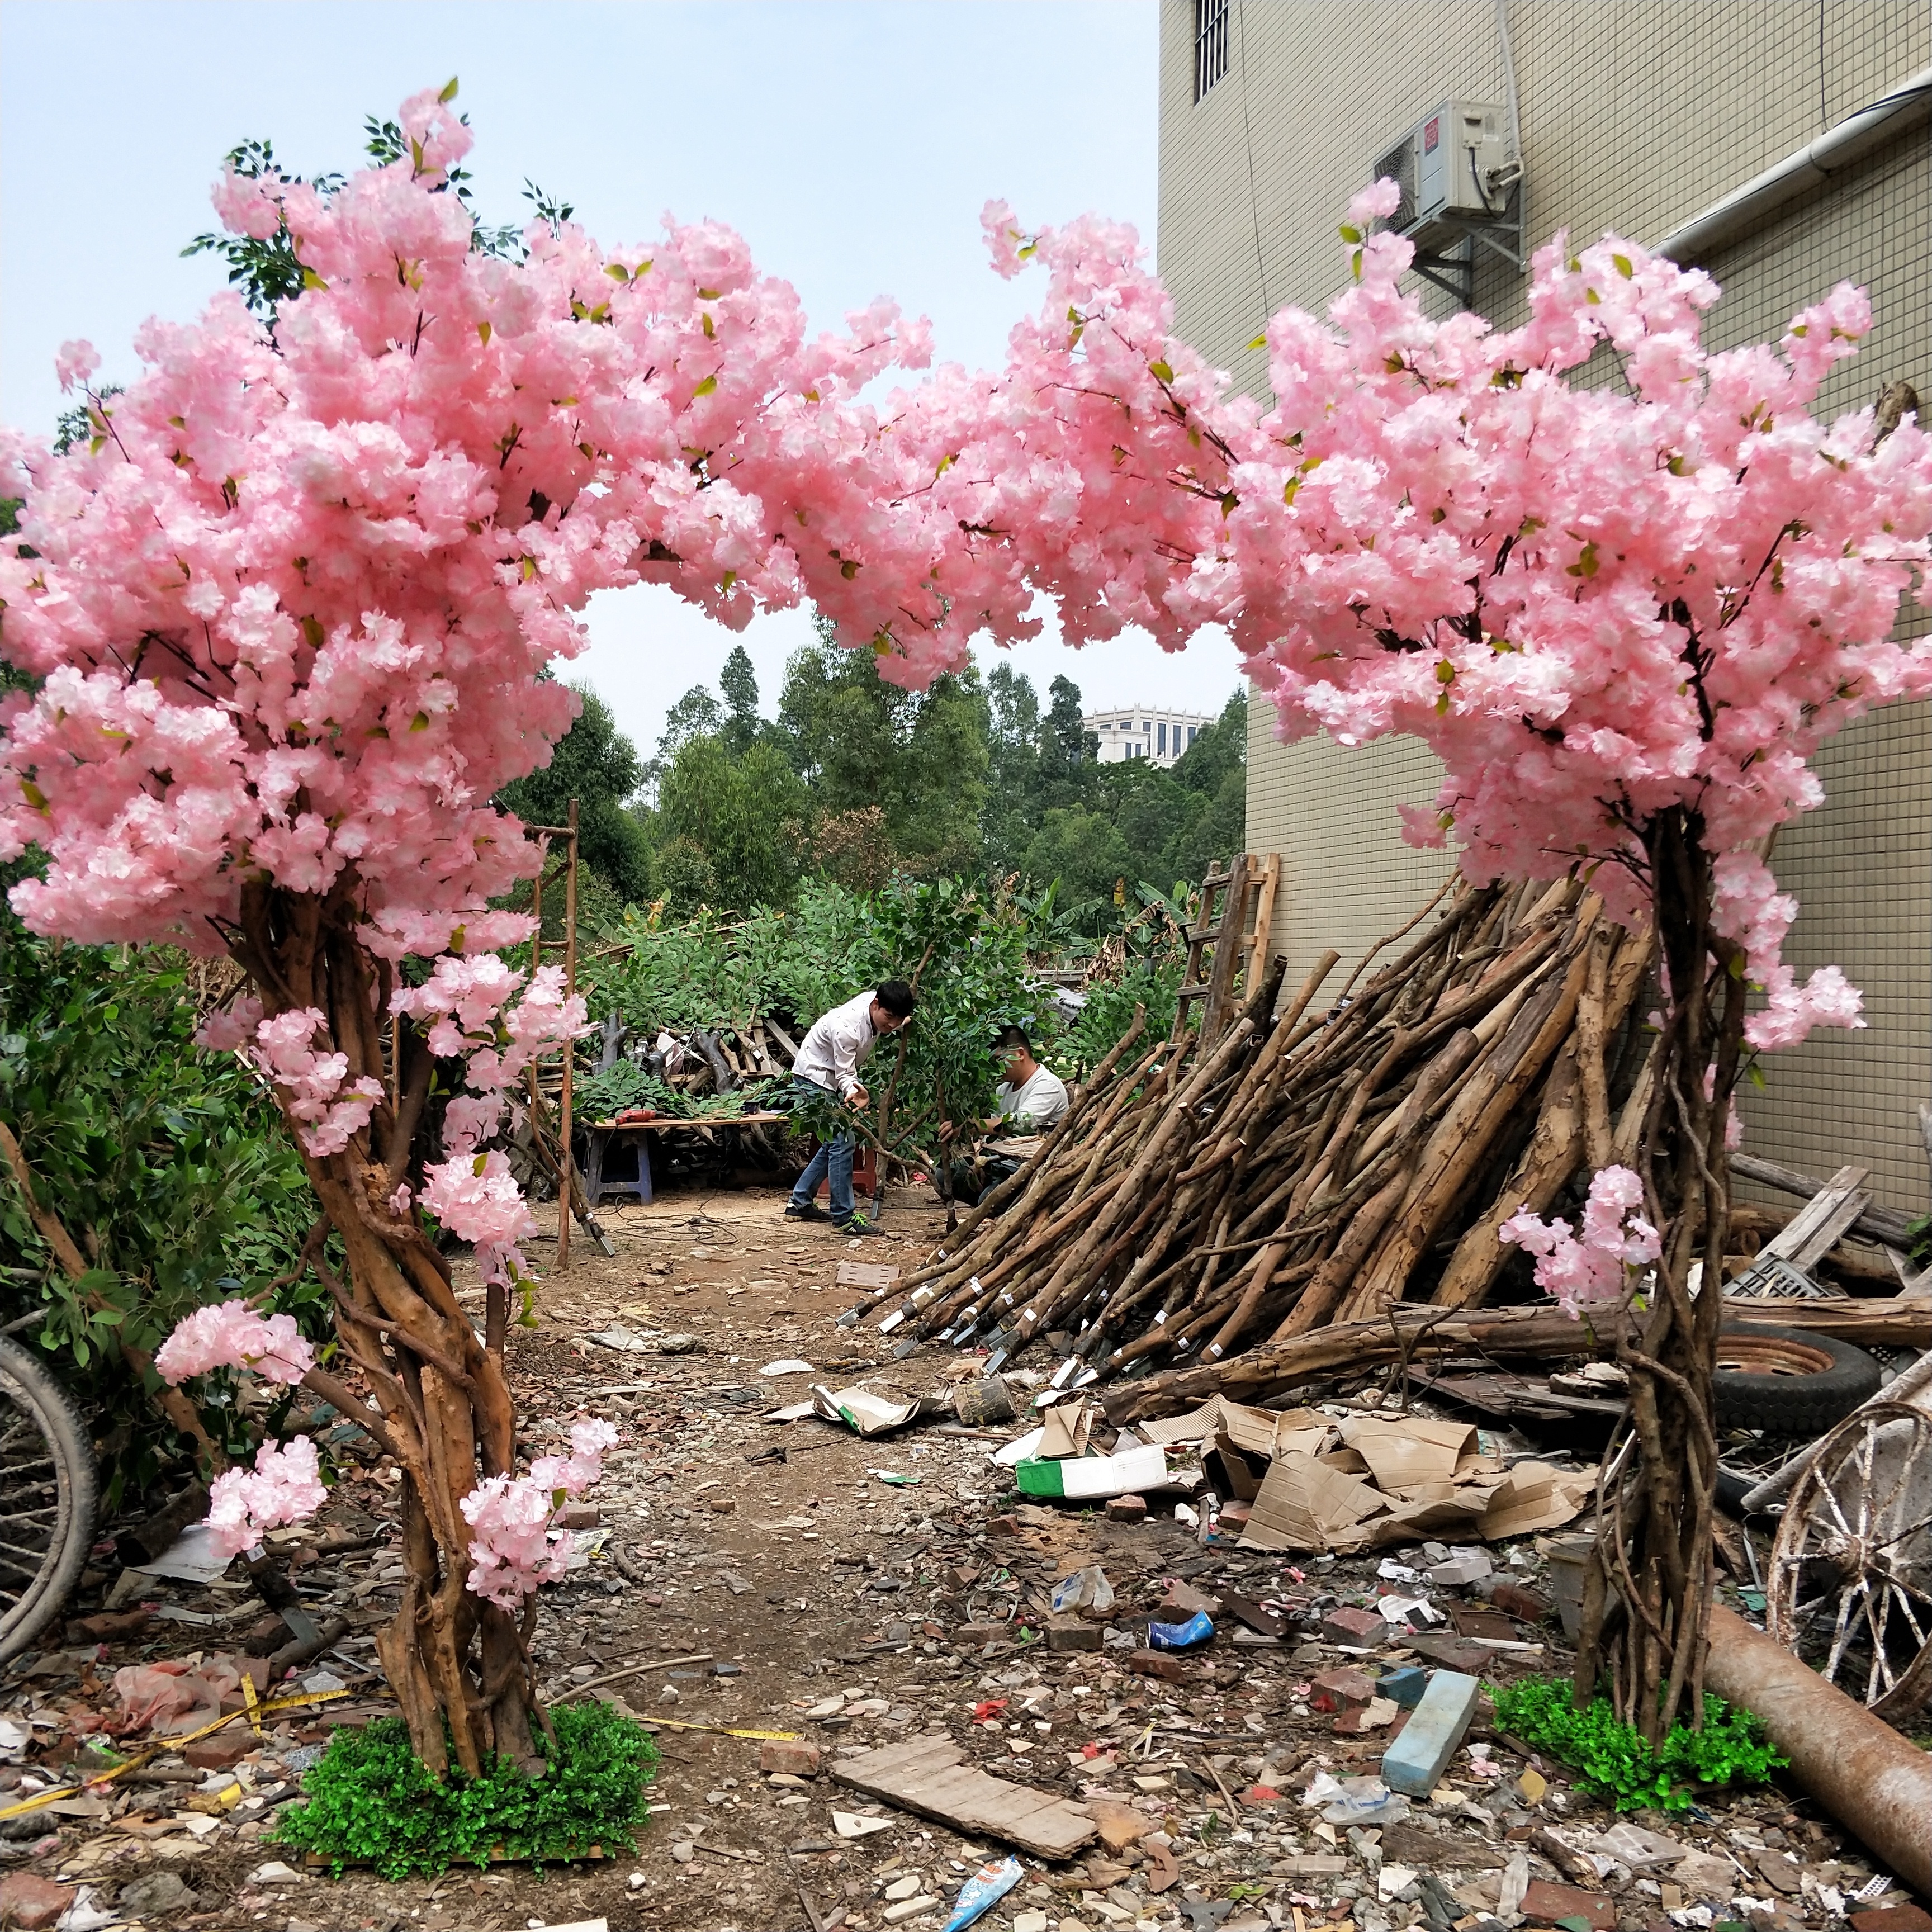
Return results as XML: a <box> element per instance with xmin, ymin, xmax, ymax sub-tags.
<box><xmin>1489</xmin><ymin>1677</ymin><xmax>1783</xmax><ymax>1813</ymax></box>
<box><xmin>271</xmin><ymin>1702</ymin><xmax>659</xmax><ymax>1879</ymax></box>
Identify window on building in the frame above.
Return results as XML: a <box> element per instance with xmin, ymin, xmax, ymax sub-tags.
<box><xmin>1194</xmin><ymin>0</ymin><xmax>1229</xmax><ymax>102</ymax></box>
<box><xmin>1189</xmin><ymin>724</ymin><xmax>1199</xmax><ymax>745</ymax></box>
<box><xmin>1158</xmin><ymin>722</ymin><xmax>1168</xmax><ymax>756</ymax></box>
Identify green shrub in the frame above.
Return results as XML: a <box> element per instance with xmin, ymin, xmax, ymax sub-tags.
<box><xmin>1489</xmin><ymin>1676</ymin><xmax>1784</xmax><ymax>1813</ymax></box>
<box><xmin>272</xmin><ymin>1702</ymin><xmax>660</xmax><ymax>1879</ymax></box>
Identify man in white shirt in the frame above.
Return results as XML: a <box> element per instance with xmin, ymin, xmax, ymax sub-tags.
<box><xmin>992</xmin><ymin>1027</ymin><xmax>1069</xmax><ymax>1133</ymax></box>
<box><xmin>945</xmin><ymin>1026</ymin><xmax>1069</xmax><ymax>1206</ymax></box>
<box><xmin>785</xmin><ymin>980</ymin><xmax>916</xmax><ymax>1234</ymax></box>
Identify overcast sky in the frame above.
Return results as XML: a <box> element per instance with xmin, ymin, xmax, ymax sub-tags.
<box><xmin>1</xmin><ymin>0</ymin><xmax>1243</xmax><ymax>760</ymax></box>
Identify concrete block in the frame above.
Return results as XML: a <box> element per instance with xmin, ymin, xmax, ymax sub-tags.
<box><xmin>1380</xmin><ymin>1668</ymin><xmax>1480</xmax><ymax>1795</ymax></box>
<box><xmin>1426</xmin><ymin>1553</ymin><xmax>1493</xmax><ymax>1588</ymax></box>
<box><xmin>1379</xmin><ymin>1666</ymin><xmax>1429</xmax><ymax>1709</ymax></box>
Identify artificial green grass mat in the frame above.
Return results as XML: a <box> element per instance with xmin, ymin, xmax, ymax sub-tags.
<box><xmin>272</xmin><ymin>1701</ymin><xmax>659</xmax><ymax>1879</ymax></box>
<box><xmin>1490</xmin><ymin>1675</ymin><xmax>1783</xmax><ymax>1813</ymax></box>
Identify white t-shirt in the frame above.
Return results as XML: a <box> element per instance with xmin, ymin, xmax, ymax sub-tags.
<box><xmin>792</xmin><ymin>989</ymin><xmax>880</xmax><ymax>1100</ymax></box>
<box><xmin>996</xmin><ymin>1063</ymin><xmax>1069</xmax><ymax>1131</ymax></box>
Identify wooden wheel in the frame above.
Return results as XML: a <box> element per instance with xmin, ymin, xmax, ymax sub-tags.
<box><xmin>1768</xmin><ymin>1399</ymin><xmax>1932</xmax><ymax>1720</ymax></box>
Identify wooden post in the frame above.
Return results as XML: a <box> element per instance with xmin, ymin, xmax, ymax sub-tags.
<box><xmin>558</xmin><ymin>799</ymin><xmax>579</xmax><ymax>1273</ymax></box>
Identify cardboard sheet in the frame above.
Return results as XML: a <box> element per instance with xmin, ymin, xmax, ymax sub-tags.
<box><xmin>1237</xmin><ymin>1447</ymin><xmax>1389</xmax><ymax>1552</ymax></box>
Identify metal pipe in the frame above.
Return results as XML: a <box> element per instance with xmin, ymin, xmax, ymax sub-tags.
<box><xmin>1658</xmin><ymin>66</ymin><xmax>1932</xmax><ymax>263</ymax></box>
<box><xmin>1704</xmin><ymin>1605</ymin><xmax>1931</xmax><ymax>1894</ymax></box>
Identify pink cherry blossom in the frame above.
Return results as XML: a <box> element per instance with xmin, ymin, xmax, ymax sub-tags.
<box><xmin>204</xmin><ymin>1434</ymin><xmax>327</xmax><ymax>1560</ymax></box>
<box><xmin>1500</xmin><ymin>1165</ymin><xmax>1661</xmax><ymax>1318</ymax></box>
<box><xmin>460</xmin><ymin>1418</ymin><xmax>619</xmax><ymax>1609</ymax></box>
<box><xmin>154</xmin><ymin>1297</ymin><xmax>316</xmax><ymax>1386</ymax></box>
<box><xmin>54</xmin><ymin>341</ymin><xmax>100</xmax><ymax>392</ymax></box>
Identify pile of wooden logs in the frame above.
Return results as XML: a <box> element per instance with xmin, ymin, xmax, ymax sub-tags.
<box><xmin>872</xmin><ymin>877</ymin><xmax>1663</xmax><ymax>1410</ymax></box>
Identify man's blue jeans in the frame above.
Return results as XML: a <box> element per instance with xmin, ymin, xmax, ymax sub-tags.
<box><xmin>788</xmin><ymin>1078</ymin><xmax>854</xmax><ymax>1220</ymax></box>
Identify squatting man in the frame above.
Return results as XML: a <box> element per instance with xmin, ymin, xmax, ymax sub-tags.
<box><xmin>783</xmin><ymin>979</ymin><xmax>917</xmax><ymax>1235</ymax></box>
<box><xmin>943</xmin><ymin>1024</ymin><xmax>1069</xmax><ymax>1205</ymax></box>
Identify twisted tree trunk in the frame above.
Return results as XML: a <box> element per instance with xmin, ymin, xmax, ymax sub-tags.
<box><xmin>229</xmin><ymin>880</ymin><xmax>543</xmax><ymax>1778</ymax></box>
<box><xmin>1574</xmin><ymin>808</ymin><xmax>1746</xmax><ymax>1742</ymax></box>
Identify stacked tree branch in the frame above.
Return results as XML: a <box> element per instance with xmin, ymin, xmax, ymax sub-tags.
<box><xmin>868</xmin><ymin>878</ymin><xmax>1660</xmax><ymax>1413</ymax></box>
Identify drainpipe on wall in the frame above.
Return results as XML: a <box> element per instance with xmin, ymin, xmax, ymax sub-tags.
<box><xmin>1657</xmin><ymin>65</ymin><xmax>1932</xmax><ymax>264</ymax></box>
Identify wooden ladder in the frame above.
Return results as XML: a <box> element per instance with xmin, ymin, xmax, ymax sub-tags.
<box><xmin>1172</xmin><ymin>852</ymin><xmax>1281</xmax><ymax>1044</ymax></box>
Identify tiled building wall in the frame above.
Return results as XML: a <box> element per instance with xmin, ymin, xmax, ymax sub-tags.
<box><xmin>1161</xmin><ymin>1</ymin><xmax>1932</xmax><ymax>1209</ymax></box>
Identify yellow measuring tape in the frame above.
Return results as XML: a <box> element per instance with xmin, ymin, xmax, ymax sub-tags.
<box><xmin>640</xmin><ymin>1718</ymin><xmax>798</xmax><ymax>1741</ymax></box>
<box><xmin>0</xmin><ymin>1686</ymin><xmax>355</xmax><ymax>1824</ymax></box>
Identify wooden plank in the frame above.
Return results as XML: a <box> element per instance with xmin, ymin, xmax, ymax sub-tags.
<box><xmin>590</xmin><ymin>1111</ymin><xmax>790</xmax><ymax>1131</ymax></box>
<box><xmin>831</xmin><ymin>1736</ymin><xmax>1096</xmax><ymax>1860</ymax></box>
<box><xmin>1763</xmin><ymin>1163</ymin><xmax>1869</xmax><ymax>1267</ymax></box>
<box><xmin>1732</xmin><ymin>1152</ymin><xmax>1914</xmax><ymax>1250</ymax></box>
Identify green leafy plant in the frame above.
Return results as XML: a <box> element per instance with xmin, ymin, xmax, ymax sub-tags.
<box><xmin>272</xmin><ymin>1703</ymin><xmax>659</xmax><ymax>1878</ymax></box>
<box><xmin>1490</xmin><ymin>1676</ymin><xmax>1783</xmax><ymax>1813</ymax></box>
<box><xmin>0</xmin><ymin>892</ymin><xmax>328</xmax><ymax>1502</ymax></box>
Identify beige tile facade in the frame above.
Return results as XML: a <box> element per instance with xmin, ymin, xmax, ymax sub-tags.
<box><xmin>1159</xmin><ymin>1</ymin><xmax>1932</xmax><ymax>1210</ymax></box>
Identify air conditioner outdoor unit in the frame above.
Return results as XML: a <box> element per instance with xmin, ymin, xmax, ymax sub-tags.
<box><xmin>1371</xmin><ymin>101</ymin><xmax>1513</xmax><ymax>254</ymax></box>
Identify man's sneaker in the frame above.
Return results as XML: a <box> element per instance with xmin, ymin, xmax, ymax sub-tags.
<box><xmin>834</xmin><ymin>1213</ymin><xmax>884</xmax><ymax>1237</ymax></box>
<box><xmin>784</xmin><ymin>1200</ymin><xmax>828</xmax><ymax>1221</ymax></box>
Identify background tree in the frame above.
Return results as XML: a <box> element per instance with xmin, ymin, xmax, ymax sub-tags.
<box><xmin>495</xmin><ymin>681</ymin><xmax>653</xmax><ymax>920</ymax></box>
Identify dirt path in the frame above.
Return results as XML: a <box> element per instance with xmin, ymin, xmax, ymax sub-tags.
<box><xmin>0</xmin><ymin>1183</ymin><xmax>1906</xmax><ymax>1932</ymax></box>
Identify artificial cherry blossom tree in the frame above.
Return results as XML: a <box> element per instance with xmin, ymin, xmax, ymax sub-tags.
<box><xmin>879</xmin><ymin>186</ymin><xmax>1932</xmax><ymax>1733</ymax></box>
<box><xmin>0</xmin><ymin>86</ymin><xmax>974</xmax><ymax>1775</ymax></box>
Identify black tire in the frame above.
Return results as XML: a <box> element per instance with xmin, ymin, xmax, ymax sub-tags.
<box><xmin>0</xmin><ymin>1336</ymin><xmax>97</xmax><ymax>1662</ymax></box>
<box><xmin>1714</xmin><ymin>1322</ymin><xmax>1883</xmax><ymax>1437</ymax></box>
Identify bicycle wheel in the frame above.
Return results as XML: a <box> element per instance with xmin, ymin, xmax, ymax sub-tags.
<box><xmin>0</xmin><ymin>1336</ymin><xmax>97</xmax><ymax>1661</ymax></box>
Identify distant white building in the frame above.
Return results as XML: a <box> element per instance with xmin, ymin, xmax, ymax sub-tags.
<box><xmin>1082</xmin><ymin>704</ymin><xmax>1215</xmax><ymax>768</ymax></box>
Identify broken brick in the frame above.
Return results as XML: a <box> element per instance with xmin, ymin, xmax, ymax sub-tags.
<box><xmin>954</xmin><ymin>1622</ymin><xmax>1008</xmax><ymax>1646</ymax></box>
<box><xmin>1309</xmin><ymin>1666</ymin><xmax>1375</xmax><ymax>1713</ymax></box>
<box><xmin>1489</xmin><ymin>1581</ymin><xmax>1551</xmax><ymax>1623</ymax></box>
<box><xmin>0</xmin><ymin>1875</ymin><xmax>75</xmax><ymax>1931</ymax></box>
<box><xmin>1105</xmin><ymin>1494</ymin><xmax>1148</xmax><ymax>1523</ymax></box>
<box><xmin>183</xmin><ymin>1735</ymin><xmax>254</xmax><ymax>1772</ymax></box>
<box><xmin>759</xmin><ymin>1738</ymin><xmax>822</xmax><ymax>1776</ymax></box>
<box><xmin>1519</xmin><ymin>1880</ymin><xmax>1616</xmax><ymax>1930</ymax></box>
<box><xmin>1850</xmin><ymin>1913</ymin><xmax>1932</xmax><ymax>1932</ymax></box>
<box><xmin>1046</xmin><ymin>1616</ymin><xmax>1102</xmax><ymax>1653</ymax></box>
<box><xmin>1320</xmin><ymin>1605</ymin><xmax>1385</xmax><ymax>1647</ymax></box>
<box><xmin>987</xmin><ymin>1514</ymin><xmax>1021</xmax><ymax>1537</ymax></box>
<box><xmin>1127</xmin><ymin>1647</ymin><xmax>1187</xmax><ymax>1682</ymax></box>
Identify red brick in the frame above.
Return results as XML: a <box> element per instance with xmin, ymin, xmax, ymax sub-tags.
<box><xmin>183</xmin><ymin>1735</ymin><xmax>254</xmax><ymax>1771</ymax></box>
<box><xmin>1519</xmin><ymin>1880</ymin><xmax>1615</xmax><ymax>1931</ymax></box>
<box><xmin>987</xmin><ymin>1514</ymin><xmax>1021</xmax><ymax>1537</ymax></box>
<box><xmin>1850</xmin><ymin>1912</ymin><xmax>1932</xmax><ymax>1932</ymax></box>
<box><xmin>955</xmin><ymin>1622</ymin><xmax>1008</xmax><ymax>1646</ymax></box>
<box><xmin>1105</xmin><ymin>1495</ymin><xmax>1148</xmax><ymax>1523</ymax></box>
<box><xmin>1320</xmin><ymin>1606</ymin><xmax>1385</xmax><ymax>1647</ymax></box>
<box><xmin>1127</xmin><ymin>1648</ymin><xmax>1187</xmax><ymax>1682</ymax></box>
<box><xmin>1309</xmin><ymin>1667</ymin><xmax>1376</xmax><ymax>1713</ymax></box>
<box><xmin>759</xmin><ymin>1738</ymin><xmax>822</xmax><ymax>1776</ymax></box>
<box><xmin>1046</xmin><ymin>1617</ymin><xmax>1102</xmax><ymax>1653</ymax></box>
<box><xmin>1490</xmin><ymin>1582</ymin><xmax>1552</xmax><ymax>1623</ymax></box>
<box><xmin>0</xmin><ymin>1874</ymin><xmax>76</xmax><ymax>1930</ymax></box>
